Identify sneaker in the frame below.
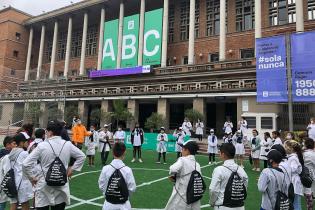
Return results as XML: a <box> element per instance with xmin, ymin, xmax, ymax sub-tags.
<box><xmin>139</xmin><ymin>159</ymin><xmax>143</xmax><ymax>163</ymax></box>
<box><xmin>252</xmin><ymin>168</ymin><xmax>256</xmax><ymax>171</ymax></box>
<box><xmin>131</xmin><ymin>158</ymin><xmax>136</xmax><ymax>163</ymax></box>
<box><xmin>156</xmin><ymin>161</ymin><xmax>161</xmax><ymax>164</ymax></box>
<box><xmin>208</xmin><ymin>162</ymin><xmax>212</xmax><ymax>165</ymax></box>
<box><xmin>213</xmin><ymin>161</ymin><xmax>217</xmax><ymax>164</ymax></box>
<box><xmin>163</xmin><ymin>162</ymin><xmax>167</xmax><ymax>165</ymax></box>
<box><xmin>256</xmin><ymin>168</ymin><xmax>261</xmax><ymax>172</ymax></box>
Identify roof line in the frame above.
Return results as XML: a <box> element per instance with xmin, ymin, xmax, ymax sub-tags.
<box><xmin>0</xmin><ymin>6</ymin><xmax>33</xmax><ymax>17</ymax></box>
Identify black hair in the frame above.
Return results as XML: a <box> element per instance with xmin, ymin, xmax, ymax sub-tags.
<box><xmin>22</xmin><ymin>123</ymin><xmax>34</xmax><ymax>136</ymax></box>
<box><xmin>252</xmin><ymin>129</ymin><xmax>259</xmax><ymax>135</ymax></box>
<box><xmin>183</xmin><ymin>141</ymin><xmax>199</xmax><ymax>155</ymax></box>
<box><xmin>304</xmin><ymin>137</ymin><xmax>315</xmax><ymax>150</ymax></box>
<box><xmin>286</xmin><ymin>131</ymin><xmax>295</xmax><ymax>140</ymax></box>
<box><xmin>46</xmin><ymin>120</ymin><xmax>63</xmax><ymax>136</ymax></box>
<box><xmin>113</xmin><ymin>142</ymin><xmax>126</xmax><ymax>157</ymax></box>
<box><xmin>272</xmin><ymin>131</ymin><xmax>280</xmax><ymax>137</ymax></box>
<box><xmin>90</xmin><ymin>124</ymin><xmax>96</xmax><ymax>128</ymax></box>
<box><xmin>264</xmin><ymin>132</ymin><xmax>271</xmax><ymax>139</ymax></box>
<box><xmin>3</xmin><ymin>136</ymin><xmax>14</xmax><ymax>147</ymax></box>
<box><xmin>35</xmin><ymin>128</ymin><xmax>45</xmax><ymax>139</ymax></box>
<box><xmin>14</xmin><ymin>133</ymin><xmax>27</xmax><ymax>146</ymax></box>
<box><xmin>220</xmin><ymin>143</ymin><xmax>236</xmax><ymax>159</ymax></box>
<box><xmin>271</xmin><ymin>144</ymin><xmax>286</xmax><ymax>159</ymax></box>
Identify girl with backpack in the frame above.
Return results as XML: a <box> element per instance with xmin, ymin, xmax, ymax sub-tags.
<box><xmin>207</xmin><ymin>129</ymin><xmax>218</xmax><ymax>165</ymax></box>
<box><xmin>250</xmin><ymin>129</ymin><xmax>261</xmax><ymax>172</ymax></box>
<box><xmin>284</xmin><ymin>140</ymin><xmax>303</xmax><ymax>210</ymax></box>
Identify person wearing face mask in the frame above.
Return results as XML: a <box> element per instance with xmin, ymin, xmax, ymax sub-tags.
<box><xmin>195</xmin><ymin>119</ymin><xmax>204</xmax><ymax>141</ymax></box>
<box><xmin>2</xmin><ymin>133</ymin><xmax>33</xmax><ymax>210</ymax></box>
<box><xmin>113</xmin><ymin>126</ymin><xmax>126</xmax><ymax>143</ymax></box>
<box><xmin>250</xmin><ymin>129</ymin><xmax>261</xmax><ymax>172</ymax></box>
<box><xmin>156</xmin><ymin>127</ymin><xmax>168</xmax><ymax>164</ymax></box>
<box><xmin>131</xmin><ymin>123</ymin><xmax>144</xmax><ymax>163</ymax></box>
<box><xmin>182</xmin><ymin>118</ymin><xmax>192</xmax><ymax>137</ymax></box>
<box><xmin>98</xmin><ymin>124</ymin><xmax>113</xmax><ymax>166</ymax></box>
<box><xmin>272</xmin><ymin>131</ymin><xmax>283</xmax><ymax>146</ymax></box>
<box><xmin>85</xmin><ymin>124</ymin><xmax>99</xmax><ymax>167</ymax></box>
<box><xmin>285</xmin><ymin>132</ymin><xmax>295</xmax><ymax>142</ymax></box>
<box><xmin>207</xmin><ymin>129</ymin><xmax>218</xmax><ymax>165</ymax></box>
<box><xmin>307</xmin><ymin>117</ymin><xmax>315</xmax><ymax>140</ymax></box>
<box><xmin>71</xmin><ymin>119</ymin><xmax>91</xmax><ymax>150</ymax></box>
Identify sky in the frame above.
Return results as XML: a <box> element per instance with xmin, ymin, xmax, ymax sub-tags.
<box><xmin>0</xmin><ymin>0</ymin><xmax>84</xmax><ymax>16</ymax></box>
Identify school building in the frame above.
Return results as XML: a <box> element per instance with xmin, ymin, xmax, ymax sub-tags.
<box><xmin>0</xmin><ymin>0</ymin><xmax>315</xmax><ymax>134</ymax></box>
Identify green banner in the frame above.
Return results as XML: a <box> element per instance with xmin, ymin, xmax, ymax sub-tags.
<box><xmin>143</xmin><ymin>8</ymin><xmax>163</xmax><ymax>66</ymax></box>
<box><xmin>124</xmin><ymin>132</ymin><xmax>190</xmax><ymax>152</ymax></box>
<box><xmin>102</xmin><ymin>19</ymin><xmax>119</xmax><ymax>69</ymax></box>
<box><xmin>121</xmin><ymin>14</ymin><xmax>140</xmax><ymax>68</ymax></box>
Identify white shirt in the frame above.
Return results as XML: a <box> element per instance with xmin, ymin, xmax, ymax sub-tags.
<box><xmin>182</xmin><ymin>121</ymin><xmax>192</xmax><ymax>136</ymax></box>
<box><xmin>208</xmin><ymin>135</ymin><xmax>218</xmax><ymax>147</ymax></box>
<box><xmin>273</xmin><ymin>137</ymin><xmax>283</xmax><ymax>145</ymax></box>
<box><xmin>307</xmin><ymin>123</ymin><xmax>315</xmax><ymax>140</ymax></box>
<box><xmin>223</xmin><ymin>122</ymin><xmax>233</xmax><ymax>133</ymax></box>
<box><xmin>209</xmin><ymin>159</ymin><xmax>248</xmax><ymax>207</ymax></box>
<box><xmin>98</xmin><ymin>159</ymin><xmax>136</xmax><ymax>210</ymax></box>
<box><xmin>303</xmin><ymin>149</ymin><xmax>315</xmax><ymax>185</ymax></box>
<box><xmin>113</xmin><ymin>130</ymin><xmax>126</xmax><ymax>142</ymax></box>
<box><xmin>195</xmin><ymin>122</ymin><xmax>204</xmax><ymax>135</ymax></box>
<box><xmin>27</xmin><ymin>138</ymin><xmax>44</xmax><ymax>152</ymax></box>
<box><xmin>157</xmin><ymin>133</ymin><xmax>168</xmax><ymax>143</ymax></box>
<box><xmin>132</xmin><ymin>128</ymin><xmax>143</xmax><ymax>146</ymax></box>
<box><xmin>238</xmin><ymin>120</ymin><xmax>248</xmax><ymax>134</ymax></box>
<box><xmin>287</xmin><ymin>153</ymin><xmax>303</xmax><ymax>195</ymax></box>
<box><xmin>98</xmin><ymin>130</ymin><xmax>112</xmax><ymax>152</ymax></box>
<box><xmin>0</xmin><ymin>155</ymin><xmax>9</xmax><ymax>203</ymax></box>
<box><xmin>22</xmin><ymin>136</ymin><xmax>86</xmax><ymax>207</ymax></box>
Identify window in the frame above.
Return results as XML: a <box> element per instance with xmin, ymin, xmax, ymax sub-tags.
<box><xmin>44</xmin><ymin>40</ymin><xmax>53</xmax><ymax>62</ymax></box>
<box><xmin>13</xmin><ymin>50</ymin><xmax>19</xmax><ymax>58</ymax></box>
<box><xmin>10</xmin><ymin>69</ymin><xmax>15</xmax><ymax>75</ymax></box>
<box><xmin>308</xmin><ymin>0</ymin><xmax>315</xmax><ymax>20</ymax></box>
<box><xmin>57</xmin><ymin>32</ymin><xmax>67</xmax><ymax>61</ymax></box>
<box><xmin>208</xmin><ymin>53</ymin><xmax>219</xmax><ymax>62</ymax></box>
<box><xmin>261</xmin><ymin>117</ymin><xmax>273</xmax><ymax>129</ymax></box>
<box><xmin>180</xmin><ymin>0</ymin><xmax>190</xmax><ymax>41</ymax></box>
<box><xmin>206</xmin><ymin>0</ymin><xmax>226</xmax><ymax>36</ymax></box>
<box><xmin>168</xmin><ymin>4</ymin><xmax>175</xmax><ymax>43</ymax></box>
<box><xmin>182</xmin><ymin>56</ymin><xmax>188</xmax><ymax>64</ymax></box>
<box><xmin>236</xmin><ymin>0</ymin><xmax>255</xmax><ymax>32</ymax></box>
<box><xmin>58</xmin><ymin>72</ymin><xmax>63</xmax><ymax>77</ymax></box>
<box><xmin>71</xmin><ymin>70</ymin><xmax>77</xmax><ymax>76</ymax></box>
<box><xmin>195</xmin><ymin>0</ymin><xmax>200</xmax><ymax>38</ymax></box>
<box><xmin>240</xmin><ymin>48</ymin><xmax>254</xmax><ymax>59</ymax></box>
<box><xmin>71</xmin><ymin>30</ymin><xmax>82</xmax><ymax>58</ymax></box>
<box><xmin>15</xmin><ymin>32</ymin><xmax>21</xmax><ymax>40</ymax></box>
<box><xmin>269</xmin><ymin>0</ymin><xmax>296</xmax><ymax>26</ymax></box>
<box><xmin>246</xmin><ymin>117</ymin><xmax>256</xmax><ymax>128</ymax></box>
<box><xmin>86</xmin><ymin>27</ymin><xmax>98</xmax><ymax>56</ymax></box>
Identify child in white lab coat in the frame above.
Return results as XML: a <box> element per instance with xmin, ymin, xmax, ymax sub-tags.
<box><xmin>156</xmin><ymin>127</ymin><xmax>168</xmax><ymax>164</ymax></box>
<box><xmin>207</xmin><ymin>129</ymin><xmax>218</xmax><ymax>165</ymax></box>
<box><xmin>86</xmin><ymin>124</ymin><xmax>98</xmax><ymax>166</ymax></box>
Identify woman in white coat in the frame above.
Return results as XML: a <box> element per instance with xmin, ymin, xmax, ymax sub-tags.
<box><xmin>238</xmin><ymin>117</ymin><xmax>248</xmax><ymax>139</ymax></box>
<box><xmin>156</xmin><ymin>127</ymin><xmax>168</xmax><ymax>164</ymax></box>
<box><xmin>165</xmin><ymin>141</ymin><xmax>201</xmax><ymax>210</ymax></box>
<box><xmin>207</xmin><ymin>129</ymin><xmax>218</xmax><ymax>164</ymax></box>
<box><xmin>173</xmin><ymin>127</ymin><xmax>186</xmax><ymax>159</ymax></box>
<box><xmin>195</xmin><ymin>119</ymin><xmax>204</xmax><ymax>141</ymax></box>
<box><xmin>182</xmin><ymin>118</ymin><xmax>192</xmax><ymax>137</ymax></box>
<box><xmin>259</xmin><ymin>132</ymin><xmax>273</xmax><ymax>169</ymax></box>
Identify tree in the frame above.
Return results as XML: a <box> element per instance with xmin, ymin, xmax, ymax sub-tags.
<box><xmin>64</xmin><ymin>104</ymin><xmax>78</xmax><ymax>127</ymax></box>
<box><xmin>90</xmin><ymin>108</ymin><xmax>112</xmax><ymax>128</ymax></box>
<box><xmin>24</xmin><ymin>102</ymin><xmax>41</xmax><ymax>127</ymax></box>
<box><xmin>184</xmin><ymin>109</ymin><xmax>204</xmax><ymax>125</ymax></box>
<box><xmin>111</xmin><ymin>100</ymin><xmax>134</xmax><ymax>128</ymax></box>
<box><xmin>144</xmin><ymin>113</ymin><xmax>166</xmax><ymax>132</ymax></box>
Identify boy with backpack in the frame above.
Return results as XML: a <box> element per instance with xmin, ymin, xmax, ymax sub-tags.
<box><xmin>22</xmin><ymin>120</ymin><xmax>86</xmax><ymax>210</ymax></box>
<box><xmin>165</xmin><ymin>140</ymin><xmax>205</xmax><ymax>210</ymax></box>
<box><xmin>1</xmin><ymin>133</ymin><xmax>33</xmax><ymax>210</ymax></box>
<box><xmin>98</xmin><ymin>142</ymin><xmax>136</xmax><ymax>210</ymax></box>
<box><xmin>258</xmin><ymin>149</ymin><xmax>291</xmax><ymax>210</ymax></box>
<box><xmin>209</xmin><ymin>143</ymin><xmax>248</xmax><ymax>210</ymax></box>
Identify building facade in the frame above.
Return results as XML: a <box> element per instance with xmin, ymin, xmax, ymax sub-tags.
<box><xmin>0</xmin><ymin>0</ymin><xmax>315</xmax><ymax>133</ymax></box>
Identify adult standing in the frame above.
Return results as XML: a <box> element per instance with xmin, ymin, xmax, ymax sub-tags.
<box><xmin>22</xmin><ymin>120</ymin><xmax>86</xmax><ymax>210</ymax></box>
<box><xmin>250</xmin><ymin>129</ymin><xmax>261</xmax><ymax>172</ymax></box>
<box><xmin>303</xmin><ymin>138</ymin><xmax>315</xmax><ymax>210</ymax></box>
<box><xmin>182</xmin><ymin>118</ymin><xmax>192</xmax><ymax>137</ymax></box>
<box><xmin>113</xmin><ymin>126</ymin><xmax>126</xmax><ymax>143</ymax></box>
<box><xmin>259</xmin><ymin>132</ymin><xmax>273</xmax><ymax>169</ymax></box>
<box><xmin>195</xmin><ymin>119</ymin><xmax>204</xmax><ymax>141</ymax></box>
<box><xmin>71</xmin><ymin>119</ymin><xmax>91</xmax><ymax>150</ymax></box>
<box><xmin>173</xmin><ymin>127</ymin><xmax>186</xmax><ymax>158</ymax></box>
<box><xmin>307</xmin><ymin>117</ymin><xmax>315</xmax><ymax>140</ymax></box>
<box><xmin>272</xmin><ymin>131</ymin><xmax>283</xmax><ymax>145</ymax></box>
<box><xmin>238</xmin><ymin>117</ymin><xmax>248</xmax><ymax>140</ymax></box>
<box><xmin>223</xmin><ymin>117</ymin><xmax>233</xmax><ymax>134</ymax></box>
<box><xmin>131</xmin><ymin>123</ymin><xmax>144</xmax><ymax>163</ymax></box>
<box><xmin>98</xmin><ymin>124</ymin><xmax>112</xmax><ymax>165</ymax></box>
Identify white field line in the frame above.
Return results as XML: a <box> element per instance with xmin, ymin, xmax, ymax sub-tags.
<box><xmin>67</xmin><ymin>162</ymin><xmax>219</xmax><ymax>209</ymax></box>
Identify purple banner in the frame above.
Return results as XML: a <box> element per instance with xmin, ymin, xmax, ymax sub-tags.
<box><xmin>291</xmin><ymin>31</ymin><xmax>315</xmax><ymax>102</ymax></box>
<box><xmin>89</xmin><ymin>66</ymin><xmax>151</xmax><ymax>78</ymax></box>
<box><xmin>256</xmin><ymin>35</ymin><xmax>288</xmax><ymax>102</ymax></box>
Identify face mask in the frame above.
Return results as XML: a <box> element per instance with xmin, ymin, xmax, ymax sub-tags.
<box><xmin>118</xmin><ymin>128</ymin><xmax>122</xmax><ymax>131</ymax></box>
<box><xmin>286</xmin><ymin>135</ymin><xmax>292</xmax><ymax>139</ymax></box>
<box><xmin>90</xmin><ymin>128</ymin><xmax>94</xmax><ymax>131</ymax></box>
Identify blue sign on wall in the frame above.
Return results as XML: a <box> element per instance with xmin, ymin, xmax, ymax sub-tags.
<box><xmin>291</xmin><ymin>31</ymin><xmax>315</xmax><ymax>102</ymax></box>
<box><xmin>256</xmin><ymin>35</ymin><xmax>288</xmax><ymax>102</ymax></box>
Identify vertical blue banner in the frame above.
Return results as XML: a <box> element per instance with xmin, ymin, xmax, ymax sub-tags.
<box><xmin>291</xmin><ymin>31</ymin><xmax>315</xmax><ymax>102</ymax></box>
<box><xmin>256</xmin><ymin>36</ymin><xmax>288</xmax><ymax>102</ymax></box>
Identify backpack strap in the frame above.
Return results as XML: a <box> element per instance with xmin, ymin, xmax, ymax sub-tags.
<box><xmin>223</xmin><ymin>165</ymin><xmax>239</xmax><ymax>174</ymax></box>
<box><xmin>109</xmin><ymin>164</ymin><xmax>126</xmax><ymax>171</ymax></box>
<box><xmin>47</xmin><ymin>140</ymin><xmax>67</xmax><ymax>157</ymax></box>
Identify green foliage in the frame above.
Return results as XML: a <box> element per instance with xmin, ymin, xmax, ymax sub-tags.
<box><xmin>90</xmin><ymin>108</ymin><xmax>112</xmax><ymax>126</ymax></box>
<box><xmin>184</xmin><ymin>108</ymin><xmax>204</xmax><ymax>124</ymax></box>
<box><xmin>144</xmin><ymin>113</ymin><xmax>166</xmax><ymax>131</ymax></box>
<box><xmin>24</xmin><ymin>102</ymin><xmax>41</xmax><ymax>126</ymax></box>
<box><xmin>64</xmin><ymin>104</ymin><xmax>78</xmax><ymax>126</ymax></box>
<box><xmin>111</xmin><ymin>100</ymin><xmax>134</xmax><ymax>126</ymax></box>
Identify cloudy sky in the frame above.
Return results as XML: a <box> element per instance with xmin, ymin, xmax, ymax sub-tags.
<box><xmin>0</xmin><ymin>0</ymin><xmax>84</xmax><ymax>16</ymax></box>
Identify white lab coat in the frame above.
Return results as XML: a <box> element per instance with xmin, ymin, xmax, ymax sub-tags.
<box><xmin>259</xmin><ymin>137</ymin><xmax>273</xmax><ymax>160</ymax></box>
<box><xmin>85</xmin><ymin>139</ymin><xmax>97</xmax><ymax>156</ymax></box>
<box><xmin>223</xmin><ymin>122</ymin><xmax>233</xmax><ymax>134</ymax></box>
<box><xmin>273</xmin><ymin>137</ymin><xmax>283</xmax><ymax>145</ymax></box>
<box><xmin>113</xmin><ymin>130</ymin><xmax>126</xmax><ymax>143</ymax></box>
<box><xmin>98</xmin><ymin>130</ymin><xmax>112</xmax><ymax>152</ymax></box>
<box><xmin>0</xmin><ymin>155</ymin><xmax>9</xmax><ymax>203</ymax></box>
<box><xmin>165</xmin><ymin>155</ymin><xmax>201</xmax><ymax>210</ymax></box>
<box><xmin>157</xmin><ymin>133</ymin><xmax>168</xmax><ymax>153</ymax></box>
<box><xmin>98</xmin><ymin>159</ymin><xmax>136</xmax><ymax>210</ymax></box>
<box><xmin>208</xmin><ymin>135</ymin><xmax>218</xmax><ymax>154</ymax></box>
<box><xmin>195</xmin><ymin>122</ymin><xmax>204</xmax><ymax>135</ymax></box>
<box><xmin>22</xmin><ymin>136</ymin><xmax>86</xmax><ymax>208</ymax></box>
<box><xmin>182</xmin><ymin>121</ymin><xmax>192</xmax><ymax>136</ymax></box>
<box><xmin>2</xmin><ymin>148</ymin><xmax>33</xmax><ymax>204</ymax></box>
<box><xmin>307</xmin><ymin>123</ymin><xmax>315</xmax><ymax>140</ymax></box>
<box><xmin>303</xmin><ymin>149</ymin><xmax>315</xmax><ymax>194</ymax></box>
<box><xmin>287</xmin><ymin>153</ymin><xmax>303</xmax><ymax>196</ymax></box>
<box><xmin>173</xmin><ymin>131</ymin><xmax>186</xmax><ymax>152</ymax></box>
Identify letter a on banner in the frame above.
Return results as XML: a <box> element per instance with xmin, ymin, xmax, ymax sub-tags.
<box><xmin>102</xmin><ymin>19</ymin><xmax>119</xmax><ymax>69</ymax></box>
<box><xmin>256</xmin><ymin>35</ymin><xmax>288</xmax><ymax>102</ymax></box>
<box><xmin>143</xmin><ymin>8</ymin><xmax>163</xmax><ymax>66</ymax></box>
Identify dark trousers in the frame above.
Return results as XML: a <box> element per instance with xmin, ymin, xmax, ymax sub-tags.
<box><xmin>209</xmin><ymin>153</ymin><xmax>216</xmax><ymax>162</ymax></box>
<box><xmin>69</xmin><ymin>143</ymin><xmax>83</xmax><ymax>166</ymax></box>
<box><xmin>37</xmin><ymin>202</ymin><xmax>66</xmax><ymax>210</ymax></box>
<box><xmin>197</xmin><ymin>134</ymin><xmax>203</xmax><ymax>141</ymax></box>
<box><xmin>101</xmin><ymin>149</ymin><xmax>109</xmax><ymax>165</ymax></box>
<box><xmin>158</xmin><ymin>152</ymin><xmax>166</xmax><ymax>162</ymax></box>
<box><xmin>263</xmin><ymin>160</ymin><xmax>268</xmax><ymax>168</ymax></box>
<box><xmin>133</xmin><ymin>146</ymin><xmax>142</xmax><ymax>158</ymax></box>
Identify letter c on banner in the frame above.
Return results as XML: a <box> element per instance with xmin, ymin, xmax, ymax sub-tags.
<box><xmin>122</xmin><ymin>34</ymin><xmax>137</xmax><ymax>60</ymax></box>
<box><xmin>144</xmin><ymin>30</ymin><xmax>160</xmax><ymax>57</ymax></box>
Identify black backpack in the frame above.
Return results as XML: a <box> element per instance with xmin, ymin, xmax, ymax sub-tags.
<box><xmin>1</xmin><ymin>152</ymin><xmax>22</xmax><ymax>198</ymax></box>
<box><xmin>44</xmin><ymin>141</ymin><xmax>67</xmax><ymax>186</ymax></box>
<box><xmin>186</xmin><ymin>162</ymin><xmax>206</xmax><ymax>204</ymax></box>
<box><xmin>105</xmin><ymin>165</ymin><xmax>129</xmax><ymax>204</ymax></box>
<box><xmin>268</xmin><ymin>169</ymin><xmax>292</xmax><ymax>210</ymax></box>
<box><xmin>299</xmin><ymin>165</ymin><xmax>313</xmax><ymax>188</ymax></box>
<box><xmin>280</xmin><ymin>166</ymin><xmax>295</xmax><ymax>204</ymax></box>
<box><xmin>222</xmin><ymin>166</ymin><xmax>247</xmax><ymax>208</ymax></box>
<box><xmin>236</xmin><ymin>137</ymin><xmax>242</xmax><ymax>144</ymax></box>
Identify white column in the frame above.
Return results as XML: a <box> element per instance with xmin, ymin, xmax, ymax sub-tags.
<box><xmin>79</xmin><ymin>12</ymin><xmax>88</xmax><ymax>75</ymax></box>
<box><xmin>161</xmin><ymin>0</ymin><xmax>169</xmax><ymax>67</ymax></box>
<box><xmin>219</xmin><ymin>0</ymin><xmax>226</xmax><ymax>61</ymax></box>
<box><xmin>138</xmin><ymin>0</ymin><xmax>145</xmax><ymax>66</ymax></box>
<box><xmin>117</xmin><ymin>0</ymin><xmax>124</xmax><ymax>68</ymax></box>
<box><xmin>254</xmin><ymin>0</ymin><xmax>262</xmax><ymax>39</ymax></box>
<box><xmin>25</xmin><ymin>27</ymin><xmax>33</xmax><ymax>81</ymax></box>
<box><xmin>97</xmin><ymin>8</ymin><xmax>106</xmax><ymax>70</ymax></box>
<box><xmin>49</xmin><ymin>21</ymin><xmax>58</xmax><ymax>79</ymax></box>
<box><xmin>296</xmin><ymin>0</ymin><xmax>304</xmax><ymax>32</ymax></box>
<box><xmin>64</xmin><ymin>17</ymin><xmax>73</xmax><ymax>77</ymax></box>
<box><xmin>188</xmin><ymin>0</ymin><xmax>196</xmax><ymax>65</ymax></box>
<box><xmin>37</xmin><ymin>25</ymin><xmax>45</xmax><ymax>80</ymax></box>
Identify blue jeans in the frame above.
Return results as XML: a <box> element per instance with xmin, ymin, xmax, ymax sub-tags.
<box><xmin>293</xmin><ymin>194</ymin><xmax>301</xmax><ymax>210</ymax></box>
<box><xmin>0</xmin><ymin>202</ymin><xmax>6</xmax><ymax>210</ymax></box>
